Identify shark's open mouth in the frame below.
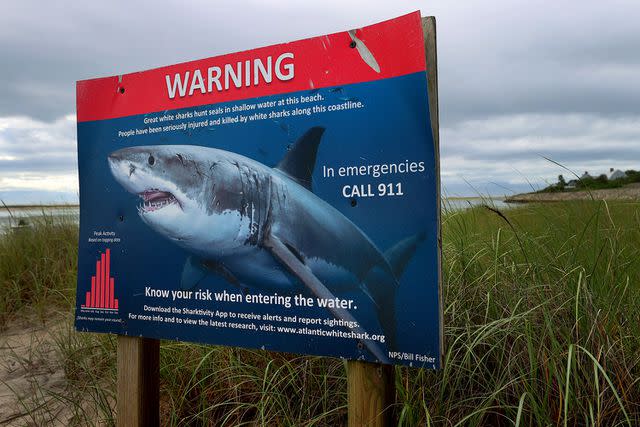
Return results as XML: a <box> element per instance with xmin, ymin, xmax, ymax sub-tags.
<box><xmin>139</xmin><ymin>190</ymin><xmax>179</xmax><ymax>213</ymax></box>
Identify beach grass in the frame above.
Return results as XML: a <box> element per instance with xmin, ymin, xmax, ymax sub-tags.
<box><xmin>1</xmin><ymin>200</ymin><xmax>639</xmax><ymax>425</ymax></box>
<box><xmin>0</xmin><ymin>213</ymin><xmax>77</xmax><ymax>325</ymax></box>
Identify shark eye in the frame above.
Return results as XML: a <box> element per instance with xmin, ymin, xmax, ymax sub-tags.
<box><xmin>148</xmin><ymin>155</ymin><xmax>155</xmax><ymax>166</ymax></box>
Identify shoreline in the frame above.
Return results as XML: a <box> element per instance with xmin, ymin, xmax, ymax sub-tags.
<box><xmin>1</xmin><ymin>204</ymin><xmax>79</xmax><ymax>209</ymax></box>
<box><xmin>505</xmin><ymin>184</ymin><xmax>640</xmax><ymax>203</ymax></box>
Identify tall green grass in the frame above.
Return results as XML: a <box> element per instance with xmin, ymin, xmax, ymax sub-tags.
<box><xmin>406</xmin><ymin>200</ymin><xmax>640</xmax><ymax>425</ymax></box>
<box><xmin>1</xmin><ymin>201</ymin><xmax>639</xmax><ymax>425</ymax></box>
<box><xmin>0</xmin><ymin>214</ymin><xmax>77</xmax><ymax>325</ymax></box>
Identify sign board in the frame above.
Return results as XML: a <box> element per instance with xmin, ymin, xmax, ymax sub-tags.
<box><xmin>75</xmin><ymin>11</ymin><xmax>442</xmax><ymax>367</ymax></box>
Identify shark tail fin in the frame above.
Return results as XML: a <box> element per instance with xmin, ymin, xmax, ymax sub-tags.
<box><xmin>384</xmin><ymin>231</ymin><xmax>427</xmax><ymax>280</ymax></box>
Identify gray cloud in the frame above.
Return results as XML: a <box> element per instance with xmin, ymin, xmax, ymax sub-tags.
<box><xmin>0</xmin><ymin>0</ymin><xmax>640</xmax><ymax>125</ymax></box>
<box><xmin>0</xmin><ymin>0</ymin><xmax>639</xmax><ymax>198</ymax></box>
<box><xmin>0</xmin><ymin>115</ymin><xmax>77</xmax><ymax>184</ymax></box>
<box><xmin>440</xmin><ymin>113</ymin><xmax>640</xmax><ymax>195</ymax></box>
<box><xmin>2</xmin><ymin>0</ymin><xmax>636</xmax><ymax>123</ymax></box>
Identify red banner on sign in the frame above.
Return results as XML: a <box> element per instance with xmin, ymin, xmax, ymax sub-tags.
<box><xmin>76</xmin><ymin>11</ymin><xmax>426</xmax><ymax>122</ymax></box>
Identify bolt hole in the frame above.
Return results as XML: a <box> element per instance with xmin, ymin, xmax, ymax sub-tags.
<box><xmin>119</xmin><ymin>87</ymin><xmax>125</xmax><ymax>94</ymax></box>
<box><xmin>349</xmin><ymin>40</ymin><xmax>357</xmax><ymax>48</ymax></box>
<box><xmin>119</xmin><ymin>215</ymin><xmax>124</xmax><ymax>222</ymax></box>
<box><xmin>357</xmin><ymin>342</ymin><xmax>364</xmax><ymax>350</ymax></box>
<box><xmin>350</xmin><ymin>198</ymin><xmax>357</xmax><ymax>207</ymax></box>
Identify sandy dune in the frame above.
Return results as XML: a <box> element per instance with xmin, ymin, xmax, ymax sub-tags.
<box><xmin>0</xmin><ymin>316</ymin><xmax>69</xmax><ymax>426</ymax></box>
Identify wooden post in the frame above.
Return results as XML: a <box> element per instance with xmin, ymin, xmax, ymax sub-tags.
<box><xmin>346</xmin><ymin>16</ymin><xmax>440</xmax><ymax>427</ymax></box>
<box><xmin>347</xmin><ymin>361</ymin><xmax>394</xmax><ymax>426</ymax></box>
<box><xmin>422</xmin><ymin>16</ymin><xmax>444</xmax><ymax>365</ymax></box>
<box><xmin>117</xmin><ymin>336</ymin><xmax>160</xmax><ymax>427</ymax></box>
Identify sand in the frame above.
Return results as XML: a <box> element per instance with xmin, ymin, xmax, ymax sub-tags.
<box><xmin>0</xmin><ymin>315</ymin><xmax>72</xmax><ymax>425</ymax></box>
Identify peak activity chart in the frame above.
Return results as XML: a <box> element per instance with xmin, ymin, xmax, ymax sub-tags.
<box><xmin>81</xmin><ymin>248</ymin><xmax>118</xmax><ymax>310</ymax></box>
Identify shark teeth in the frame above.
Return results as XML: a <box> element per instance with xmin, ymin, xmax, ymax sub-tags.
<box><xmin>138</xmin><ymin>190</ymin><xmax>178</xmax><ymax>213</ymax></box>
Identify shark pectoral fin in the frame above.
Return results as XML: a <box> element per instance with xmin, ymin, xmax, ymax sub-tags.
<box><xmin>264</xmin><ymin>234</ymin><xmax>388</xmax><ymax>363</ymax></box>
<box><xmin>359</xmin><ymin>284</ymin><xmax>379</xmax><ymax>310</ymax></box>
<box><xmin>180</xmin><ymin>256</ymin><xmax>209</xmax><ymax>290</ymax></box>
<box><xmin>201</xmin><ymin>259</ymin><xmax>247</xmax><ymax>294</ymax></box>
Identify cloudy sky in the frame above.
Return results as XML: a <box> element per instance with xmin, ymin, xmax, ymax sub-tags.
<box><xmin>1</xmin><ymin>0</ymin><xmax>639</xmax><ymax>203</ymax></box>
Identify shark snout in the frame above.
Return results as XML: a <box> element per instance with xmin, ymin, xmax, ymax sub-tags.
<box><xmin>108</xmin><ymin>148</ymin><xmax>131</xmax><ymax>166</ymax></box>
<box><xmin>108</xmin><ymin>151</ymin><xmax>125</xmax><ymax>176</ymax></box>
<box><xmin>107</xmin><ymin>150</ymin><xmax>141</xmax><ymax>193</ymax></box>
<box><xmin>110</xmin><ymin>153</ymin><xmax>135</xmax><ymax>177</ymax></box>
<box><xmin>107</xmin><ymin>150</ymin><xmax>127</xmax><ymax>171</ymax></box>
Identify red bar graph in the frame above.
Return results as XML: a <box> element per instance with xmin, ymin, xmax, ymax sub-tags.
<box><xmin>82</xmin><ymin>248</ymin><xmax>118</xmax><ymax>310</ymax></box>
<box><xmin>99</xmin><ymin>254</ymin><xmax>103</xmax><ymax>307</ymax></box>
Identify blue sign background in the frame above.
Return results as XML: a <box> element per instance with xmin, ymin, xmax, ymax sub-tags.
<box><xmin>75</xmin><ymin>72</ymin><xmax>441</xmax><ymax>367</ymax></box>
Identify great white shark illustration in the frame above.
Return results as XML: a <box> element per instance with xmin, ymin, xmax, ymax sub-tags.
<box><xmin>108</xmin><ymin>127</ymin><xmax>423</xmax><ymax>362</ymax></box>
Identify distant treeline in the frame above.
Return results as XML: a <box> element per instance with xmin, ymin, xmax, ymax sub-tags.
<box><xmin>539</xmin><ymin>169</ymin><xmax>640</xmax><ymax>193</ymax></box>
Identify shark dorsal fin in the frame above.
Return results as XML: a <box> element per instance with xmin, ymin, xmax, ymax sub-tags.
<box><xmin>275</xmin><ymin>127</ymin><xmax>325</xmax><ymax>191</ymax></box>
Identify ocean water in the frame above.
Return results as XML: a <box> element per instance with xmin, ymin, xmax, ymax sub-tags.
<box><xmin>0</xmin><ymin>206</ymin><xmax>79</xmax><ymax>230</ymax></box>
<box><xmin>444</xmin><ymin>198</ymin><xmax>511</xmax><ymax>212</ymax></box>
